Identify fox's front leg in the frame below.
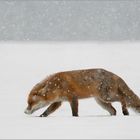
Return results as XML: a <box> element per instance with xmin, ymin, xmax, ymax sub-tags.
<box><xmin>68</xmin><ymin>95</ymin><xmax>79</xmax><ymax>117</ymax></box>
<box><xmin>40</xmin><ymin>102</ymin><xmax>62</xmax><ymax>117</ymax></box>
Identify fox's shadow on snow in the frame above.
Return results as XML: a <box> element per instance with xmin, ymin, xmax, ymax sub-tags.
<box><xmin>32</xmin><ymin>114</ymin><xmax>139</xmax><ymax>118</ymax></box>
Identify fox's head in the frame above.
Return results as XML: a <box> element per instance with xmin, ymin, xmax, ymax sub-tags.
<box><xmin>24</xmin><ymin>78</ymin><xmax>62</xmax><ymax>115</ymax></box>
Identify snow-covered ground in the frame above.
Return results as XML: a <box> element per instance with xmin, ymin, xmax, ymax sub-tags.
<box><xmin>0</xmin><ymin>42</ymin><xmax>140</xmax><ymax>139</ymax></box>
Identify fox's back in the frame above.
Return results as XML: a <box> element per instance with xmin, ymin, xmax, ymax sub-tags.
<box><xmin>62</xmin><ymin>68</ymin><xmax>119</xmax><ymax>86</ymax></box>
<box><xmin>59</xmin><ymin>69</ymin><xmax>119</xmax><ymax>98</ymax></box>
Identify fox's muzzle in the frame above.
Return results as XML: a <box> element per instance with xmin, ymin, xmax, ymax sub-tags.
<box><xmin>24</xmin><ymin>108</ymin><xmax>33</xmax><ymax>115</ymax></box>
<box><xmin>24</xmin><ymin>101</ymin><xmax>47</xmax><ymax>115</ymax></box>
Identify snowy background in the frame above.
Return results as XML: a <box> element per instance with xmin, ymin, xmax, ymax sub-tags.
<box><xmin>0</xmin><ymin>42</ymin><xmax>140</xmax><ymax>139</ymax></box>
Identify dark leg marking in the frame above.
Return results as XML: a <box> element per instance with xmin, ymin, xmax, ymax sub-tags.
<box><xmin>70</xmin><ymin>96</ymin><xmax>79</xmax><ymax>117</ymax></box>
<box><xmin>118</xmin><ymin>89</ymin><xmax>129</xmax><ymax>115</ymax></box>
<box><xmin>120</xmin><ymin>100</ymin><xmax>129</xmax><ymax>115</ymax></box>
<box><xmin>40</xmin><ymin>102</ymin><xmax>62</xmax><ymax>117</ymax></box>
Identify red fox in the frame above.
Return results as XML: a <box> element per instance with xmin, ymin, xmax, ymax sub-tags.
<box><xmin>24</xmin><ymin>68</ymin><xmax>140</xmax><ymax>117</ymax></box>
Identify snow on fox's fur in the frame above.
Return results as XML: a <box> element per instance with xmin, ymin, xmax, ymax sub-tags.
<box><xmin>25</xmin><ymin>68</ymin><xmax>140</xmax><ymax>117</ymax></box>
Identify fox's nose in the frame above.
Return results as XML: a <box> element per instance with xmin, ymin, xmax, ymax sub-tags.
<box><xmin>24</xmin><ymin>109</ymin><xmax>32</xmax><ymax>115</ymax></box>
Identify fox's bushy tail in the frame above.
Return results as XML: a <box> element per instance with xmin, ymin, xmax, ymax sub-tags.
<box><xmin>118</xmin><ymin>78</ymin><xmax>140</xmax><ymax>113</ymax></box>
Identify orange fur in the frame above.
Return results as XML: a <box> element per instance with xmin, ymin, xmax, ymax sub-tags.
<box><xmin>25</xmin><ymin>68</ymin><xmax>140</xmax><ymax>116</ymax></box>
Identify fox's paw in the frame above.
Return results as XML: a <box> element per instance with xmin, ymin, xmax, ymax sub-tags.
<box><xmin>123</xmin><ymin>110</ymin><xmax>129</xmax><ymax>115</ymax></box>
<box><xmin>40</xmin><ymin>114</ymin><xmax>48</xmax><ymax>117</ymax></box>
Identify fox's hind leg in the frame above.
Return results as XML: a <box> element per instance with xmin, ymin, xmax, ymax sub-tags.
<box><xmin>40</xmin><ymin>102</ymin><xmax>62</xmax><ymax>117</ymax></box>
<box><xmin>118</xmin><ymin>89</ymin><xmax>129</xmax><ymax>115</ymax></box>
<box><xmin>120</xmin><ymin>97</ymin><xmax>129</xmax><ymax>115</ymax></box>
<box><xmin>95</xmin><ymin>98</ymin><xmax>116</xmax><ymax>115</ymax></box>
